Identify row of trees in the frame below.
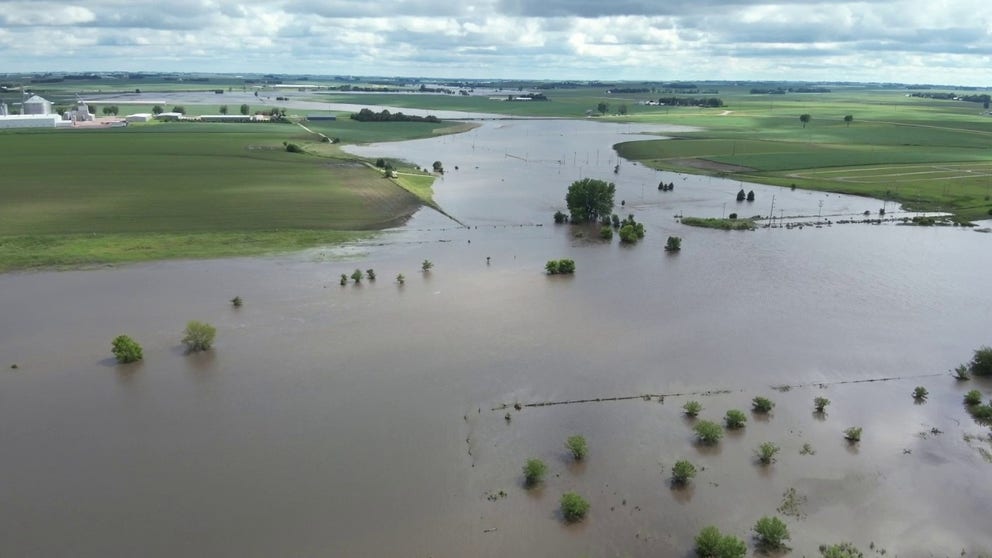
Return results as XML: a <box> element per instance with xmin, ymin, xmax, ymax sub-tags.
<box><xmin>798</xmin><ymin>114</ymin><xmax>854</xmax><ymax>127</ymax></box>
<box><xmin>350</xmin><ymin>108</ymin><xmax>440</xmax><ymax>123</ymax></box>
<box><xmin>111</xmin><ymin>321</ymin><xmax>216</xmax><ymax>363</ymax></box>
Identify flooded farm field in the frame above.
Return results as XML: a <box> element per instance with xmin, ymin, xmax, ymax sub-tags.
<box><xmin>2</xmin><ymin>118</ymin><xmax>991</xmax><ymax>557</ymax></box>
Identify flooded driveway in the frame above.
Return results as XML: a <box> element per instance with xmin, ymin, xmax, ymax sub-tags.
<box><xmin>1</xmin><ymin>118</ymin><xmax>990</xmax><ymax>557</ymax></box>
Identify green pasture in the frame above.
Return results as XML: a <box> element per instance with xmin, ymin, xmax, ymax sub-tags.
<box><xmin>613</xmin><ymin>88</ymin><xmax>992</xmax><ymax>220</ymax></box>
<box><xmin>0</xmin><ymin>121</ymin><xmax>456</xmax><ymax>270</ymax></box>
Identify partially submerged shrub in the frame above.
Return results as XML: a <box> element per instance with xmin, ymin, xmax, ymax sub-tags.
<box><xmin>396</xmin><ymin>273</ymin><xmax>405</xmax><ymax>285</ymax></box>
<box><xmin>546</xmin><ymin>259</ymin><xmax>576</xmax><ymax>275</ymax></box>
<box><xmin>814</xmin><ymin>396</ymin><xmax>831</xmax><ymax>413</ymax></box>
<box><xmin>665</xmin><ymin>235</ymin><xmax>682</xmax><ymax>252</ymax></box>
<box><xmin>230</xmin><ymin>296</ymin><xmax>243</xmax><ymax>307</ymax></box>
<box><xmin>560</xmin><ymin>492</ymin><xmax>590</xmax><ymax>522</ymax></box>
<box><xmin>695</xmin><ymin>525</ymin><xmax>747</xmax><ymax>558</ymax></box>
<box><xmin>752</xmin><ymin>396</ymin><xmax>774</xmax><ymax>413</ymax></box>
<box><xmin>844</xmin><ymin>427</ymin><xmax>862</xmax><ymax>442</ymax></box>
<box><xmin>683</xmin><ymin>400</ymin><xmax>702</xmax><ymax>417</ymax></box>
<box><xmin>819</xmin><ymin>542</ymin><xmax>864</xmax><ymax>558</ymax></box>
<box><xmin>756</xmin><ymin>442</ymin><xmax>780</xmax><ymax>464</ymax></box>
<box><xmin>351</xmin><ymin>269</ymin><xmax>363</xmax><ymax>283</ymax></box>
<box><xmin>366</xmin><ymin>269</ymin><xmax>376</xmax><ymax>281</ymax></box>
<box><xmin>970</xmin><ymin>346</ymin><xmax>992</xmax><ymax>376</ymax></box>
<box><xmin>566</xmin><ymin>435</ymin><xmax>588</xmax><ymax>460</ymax></box>
<box><xmin>553</xmin><ymin>210</ymin><xmax>568</xmax><ymax>224</ymax></box>
<box><xmin>694</xmin><ymin>420</ymin><xmax>724</xmax><ymax>444</ymax></box>
<box><xmin>339</xmin><ymin>273</ymin><xmax>347</xmax><ymax>286</ymax></box>
<box><xmin>753</xmin><ymin>516</ymin><xmax>790</xmax><ymax>551</ymax></box>
<box><xmin>964</xmin><ymin>390</ymin><xmax>982</xmax><ymax>406</ymax></box>
<box><xmin>912</xmin><ymin>386</ymin><xmax>928</xmax><ymax>400</ymax></box>
<box><xmin>600</xmin><ymin>225</ymin><xmax>613</xmax><ymax>240</ymax></box>
<box><xmin>725</xmin><ymin>409</ymin><xmax>747</xmax><ymax>429</ymax></box>
<box><xmin>421</xmin><ymin>259</ymin><xmax>434</xmax><ymax>272</ymax></box>
<box><xmin>523</xmin><ymin>458</ymin><xmax>548</xmax><ymax>486</ymax></box>
<box><xmin>111</xmin><ymin>334</ymin><xmax>143</xmax><ymax>364</ymax></box>
<box><xmin>952</xmin><ymin>364</ymin><xmax>971</xmax><ymax>380</ymax></box>
<box><xmin>671</xmin><ymin>459</ymin><xmax>697</xmax><ymax>485</ymax></box>
<box><xmin>182</xmin><ymin>321</ymin><xmax>216</xmax><ymax>352</ymax></box>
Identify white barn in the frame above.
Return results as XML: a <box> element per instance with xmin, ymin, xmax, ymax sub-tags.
<box><xmin>0</xmin><ymin>115</ymin><xmax>61</xmax><ymax>129</ymax></box>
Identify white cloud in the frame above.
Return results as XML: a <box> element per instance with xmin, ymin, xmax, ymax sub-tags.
<box><xmin>0</xmin><ymin>0</ymin><xmax>988</xmax><ymax>85</ymax></box>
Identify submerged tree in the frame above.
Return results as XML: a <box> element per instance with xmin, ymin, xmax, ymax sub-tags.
<box><xmin>565</xmin><ymin>178</ymin><xmax>616</xmax><ymax>223</ymax></box>
<box><xmin>111</xmin><ymin>335</ymin><xmax>143</xmax><ymax>364</ymax></box>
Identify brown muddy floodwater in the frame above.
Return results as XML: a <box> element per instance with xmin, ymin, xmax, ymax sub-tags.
<box><xmin>2</xmin><ymin>119</ymin><xmax>991</xmax><ymax>557</ymax></box>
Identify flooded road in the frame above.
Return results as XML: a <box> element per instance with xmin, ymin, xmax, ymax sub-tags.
<box><xmin>2</xmin><ymin>117</ymin><xmax>991</xmax><ymax>557</ymax></box>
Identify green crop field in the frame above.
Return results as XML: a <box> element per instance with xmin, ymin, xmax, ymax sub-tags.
<box><xmin>0</xmin><ymin>120</ymin><xmax>462</xmax><ymax>271</ymax></box>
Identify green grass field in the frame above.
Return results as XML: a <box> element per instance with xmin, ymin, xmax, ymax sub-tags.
<box><xmin>0</xmin><ymin>120</ymin><xmax>460</xmax><ymax>271</ymax></box>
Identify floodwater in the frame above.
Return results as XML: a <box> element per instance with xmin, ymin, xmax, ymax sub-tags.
<box><xmin>2</xmin><ymin>117</ymin><xmax>991</xmax><ymax>557</ymax></box>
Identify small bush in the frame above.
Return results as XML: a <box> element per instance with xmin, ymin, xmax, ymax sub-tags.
<box><xmin>964</xmin><ymin>390</ymin><xmax>982</xmax><ymax>405</ymax></box>
<box><xmin>560</xmin><ymin>492</ymin><xmax>590</xmax><ymax>522</ymax></box>
<box><xmin>671</xmin><ymin>459</ymin><xmax>697</xmax><ymax>484</ymax></box>
<box><xmin>756</xmin><ymin>442</ymin><xmax>780</xmax><ymax>464</ymax></box>
<box><xmin>952</xmin><ymin>364</ymin><xmax>971</xmax><ymax>380</ymax></box>
<box><xmin>285</xmin><ymin>143</ymin><xmax>304</xmax><ymax>153</ymax></box>
<box><xmin>844</xmin><ymin>426</ymin><xmax>862</xmax><ymax>442</ymax></box>
<box><xmin>694</xmin><ymin>420</ymin><xmax>724</xmax><ymax>444</ymax></box>
<box><xmin>396</xmin><ymin>273</ymin><xmax>405</xmax><ymax>285</ymax></box>
<box><xmin>230</xmin><ymin>296</ymin><xmax>243</xmax><ymax>307</ymax></box>
<box><xmin>970</xmin><ymin>403</ymin><xmax>992</xmax><ymax>423</ymax></box>
<box><xmin>339</xmin><ymin>273</ymin><xmax>348</xmax><ymax>286</ymax></box>
<box><xmin>619</xmin><ymin>224</ymin><xmax>638</xmax><ymax>243</ymax></box>
<box><xmin>970</xmin><ymin>346</ymin><xmax>992</xmax><ymax>376</ymax></box>
<box><xmin>365</xmin><ymin>269</ymin><xmax>376</xmax><ymax>281</ymax></box>
<box><xmin>182</xmin><ymin>321</ymin><xmax>216</xmax><ymax>352</ymax></box>
<box><xmin>819</xmin><ymin>542</ymin><xmax>864</xmax><ymax>558</ymax></box>
<box><xmin>566</xmin><ymin>435</ymin><xmax>588</xmax><ymax>460</ymax></box>
<box><xmin>665</xmin><ymin>236</ymin><xmax>682</xmax><ymax>252</ymax></box>
<box><xmin>523</xmin><ymin>458</ymin><xmax>548</xmax><ymax>486</ymax></box>
<box><xmin>695</xmin><ymin>526</ymin><xmax>747</xmax><ymax>558</ymax></box>
<box><xmin>553</xmin><ymin>210</ymin><xmax>568</xmax><ymax>224</ymax></box>
<box><xmin>683</xmin><ymin>400</ymin><xmax>702</xmax><ymax>417</ymax></box>
<box><xmin>753</xmin><ymin>516</ymin><xmax>790</xmax><ymax>551</ymax></box>
<box><xmin>600</xmin><ymin>225</ymin><xmax>614</xmax><ymax>240</ymax></box>
<box><xmin>111</xmin><ymin>335</ymin><xmax>143</xmax><ymax>363</ymax></box>
<box><xmin>546</xmin><ymin>259</ymin><xmax>576</xmax><ymax>275</ymax></box>
<box><xmin>752</xmin><ymin>396</ymin><xmax>774</xmax><ymax>413</ymax></box>
<box><xmin>912</xmin><ymin>386</ymin><xmax>928</xmax><ymax>400</ymax></box>
<box><xmin>725</xmin><ymin>409</ymin><xmax>747</xmax><ymax>429</ymax></box>
<box><xmin>814</xmin><ymin>396</ymin><xmax>831</xmax><ymax>412</ymax></box>
<box><xmin>351</xmin><ymin>269</ymin><xmax>363</xmax><ymax>283</ymax></box>
<box><xmin>422</xmin><ymin>259</ymin><xmax>433</xmax><ymax>272</ymax></box>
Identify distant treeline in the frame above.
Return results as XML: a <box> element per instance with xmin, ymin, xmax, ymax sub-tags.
<box><xmin>658</xmin><ymin>97</ymin><xmax>725</xmax><ymax>107</ymax></box>
<box><xmin>350</xmin><ymin>108</ymin><xmax>441</xmax><ymax>123</ymax></box>
<box><xmin>609</xmin><ymin>88</ymin><xmax>651</xmax><ymax>94</ymax></box>
<box><xmin>750</xmin><ymin>87</ymin><xmax>831</xmax><ymax>94</ymax></box>
<box><xmin>910</xmin><ymin>92</ymin><xmax>991</xmax><ymax>104</ymax></box>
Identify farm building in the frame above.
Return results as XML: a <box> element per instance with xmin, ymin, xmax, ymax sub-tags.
<box><xmin>63</xmin><ymin>101</ymin><xmax>95</xmax><ymax>122</ymax></box>
<box><xmin>0</xmin><ymin>115</ymin><xmax>61</xmax><ymax>129</ymax></box>
<box><xmin>22</xmin><ymin>95</ymin><xmax>53</xmax><ymax>115</ymax></box>
<box><xmin>155</xmin><ymin>112</ymin><xmax>184</xmax><ymax>121</ymax></box>
<box><xmin>200</xmin><ymin>115</ymin><xmax>256</xmax><ymax>122</ymax></box>
<box><xmin>306</xmin><ymin>114</ymin><xmax>337</xmax><ymax>121</ymax></box>
<box><xmin>125</xmin><ymin>113</ymin><xmax>153</xmax><ymax>123</ymax></box>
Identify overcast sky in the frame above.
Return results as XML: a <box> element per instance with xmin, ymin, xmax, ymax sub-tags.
<box><xmin>1</xmin><ymin>0</ymin><xmax>990</xmax><ymax>85</ymax></box>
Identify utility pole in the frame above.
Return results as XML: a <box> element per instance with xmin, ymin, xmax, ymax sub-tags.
<box><xmin>769</xmin><ymin>195</ymin><xmax>776</xmax><ymax>224</ymax></box>
<box><xmin>818</xmin><ymin>199</ymin><xmax>824</xmax><ymax>220</ymax></box>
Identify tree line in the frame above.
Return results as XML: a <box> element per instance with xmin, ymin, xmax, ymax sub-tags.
<box><xmin>658</xmin><ymin>97</ymin><xmax>724</xmax><ymax>107</ymax></box>
<box><xmin>350</xmin><ymin>108</ymin><xmax>440</xmax><ymax>123</ymax></box>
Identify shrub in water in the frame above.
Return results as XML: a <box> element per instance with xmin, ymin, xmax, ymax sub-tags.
<box><xmin>752</xmin><ymin>396</ymin><xmax>774</xmax><ymax>413</ymax></box>
<box><xmin>351</xmin><ymin>269</ymin><xmax>363</xmax><ymax>283</ymax></box>
<box><xmin>695</xmin><ymin>526</ymin><xmax>747</xmax><ymax>558</ymax></box>
<box><xmin>844</xmin><ymin>427</ymin><xmax>862</xmax><ymax>442</ymax></box>
<box><xmin>565</xmin><ymin>435</ymin><xmax>588</xmax><ymax>460</ymax></box>
<box><xmin>671</xmin><ymin>459</ymin><xmax>697</xmax><ymax>485</ymax></box>
<box><xmin>339</xmin><ymin>273</ymin><xmax>348</xmax><ymax>286</ymax></box>
<box><xmin>970</xmin><ymin>346</ymin><xmax>992</xmax><ymax>376</ymax></box>
<box><xmin>665</xmin><ymin>236</ymin><xmax>682</xmax><ymax>252</ymax></box>
<box><xmin>366</xmin><ymin>269</ymin><xmax>376</xmax><ymax>281</ymax></box>
<box><xmin>683</xmin><ymin>400</ymin><xmax>702</xmax><ymax>417</ymax></box>
<box><xmin>600</xmin><ymin>225</ymin><xmax>614</xmax><ymax>240</ymax></box>
<box><xmin>753</xmin><ymin>516</ymin><xmax>790</xmax><ymax>550</ymax></box>
<box><xmin>952</xmin><ymin>364</ymin><xmax>971</xmax><ymax>380</ymax></box>
<box><xmin>523</xmin><ymin>458</ymin><xmax>548</xmax><ymax>486</ymax></box>
<box><xmin>814</xmin><ymin>396</ymin><xmax>831</xmax><ymax>413</ymax></box>
<box><xmin>560</xmin><ymin>492</ymin><xmax>590</xmax><ymax>522</ymax></box>
<box><xmin>964</xmin><ymin>390</ymin><xmax>982</xmax><ymax>406</ymax></box>
<box><xmin>756</xmin><ymin>442</ymin><xmax>780</xmax><ymax>464</ymax></box>
<box><xmin>694</xmin><ymin>420</ymin><xmax>724</xmax><ymax>444</ymax></box>
<box><xmin>912</xmin><ymin>386</ymin><xmax>928</xmax><ymax>400</ymax></box>
<box><xmin>725</xmin><ymin>409</ymin><xmax>747</xmax><ymax>429</ymax></box>
<box><xmin>111</xmin><ymin>335</ymin><xmax>143</xmax><ymax>364</ymax></box>
<box><xmin>182</xmin><ymin>321</ymin><xmax>216</xmax><ymax>352</ymax></box>
<box><xmin>421</xmin><ymin>259</ymin><xmax>433</xmax><ymax>272</ymax></box>
<box><xmin>230</xmin><ymin>296</ymin><xmax>243</xmax><ymax>307</ymax></box>
<box><xmin>819</xmin><ymin>542</ymin><xmax>864</xmax><ymax>558</ymax></box>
